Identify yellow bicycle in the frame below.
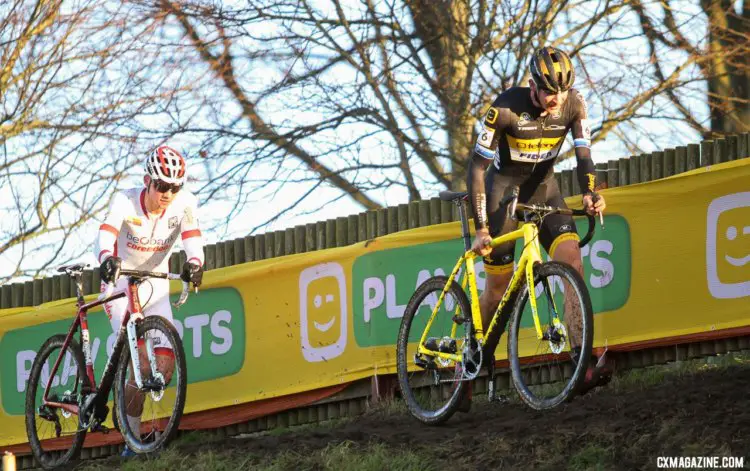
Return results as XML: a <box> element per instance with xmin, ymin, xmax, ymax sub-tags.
<box><xmin>396</xmin><ymin>187</ymin><xmax>597</xmax><ymax>424</ymax></box>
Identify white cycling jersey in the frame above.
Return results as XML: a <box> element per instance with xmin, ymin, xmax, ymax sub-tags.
<box><xmin>94</xmin><ymin>187</ymin><xmax>204</xmax><ymax>270</ymax></box>
<box><xmin>94</xmin><ymin>187</ymin><xmax>204</xmax><ymax>341</ymax></box>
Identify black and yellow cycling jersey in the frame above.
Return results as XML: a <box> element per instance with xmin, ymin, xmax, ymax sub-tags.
<box><xmin>466</xmin><ymin>86</ymin><xmax>598</xmax><ymax>272</ymax></box>
<box><xmin>473</xmin><ymin>86</ymin><xmax>593</xmax><ymax>178</ymax></box>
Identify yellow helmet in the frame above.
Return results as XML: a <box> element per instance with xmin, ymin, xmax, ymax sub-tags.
<box><xmin>529</xmin><ymin>46</ymin><xmax>575</xmax><ymax>93</ymax></box>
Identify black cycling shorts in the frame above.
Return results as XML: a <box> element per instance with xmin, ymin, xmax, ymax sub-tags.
<box><xmin>483</xmin><ymin>164</ymin><xmax>579</xmax><ymax>274</ymax></box>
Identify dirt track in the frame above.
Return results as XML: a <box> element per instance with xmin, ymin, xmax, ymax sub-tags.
<box><xmin>76</xmin><ymin>362</ymin><xmax>750</xmax><ymax>470</ymax></box>
<box><xmin>184</xmin><ymin>363</ymin><xmax>749</xmax><ymax>470</ymax></box>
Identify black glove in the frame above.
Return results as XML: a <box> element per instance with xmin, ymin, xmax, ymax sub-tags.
<box><xmin>181</xmin><ymin>261</ymin><xmax>203</xmax><ymax>287</ymax></box>
<box><xmin>100</xmin><ymin>256</ymin><xmax>122</xmax><ymax>284</ymax></box>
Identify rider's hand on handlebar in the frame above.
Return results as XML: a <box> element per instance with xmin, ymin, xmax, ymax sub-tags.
<box><xmin>582</xmin><ymin>192</ymin><xmax>606</xmax><ymax>217</ymax></box>
<box><xmin>100</xmin><ymin>256</ymin><xmax>122</xmax><ymax>284</ymax></box>
<box><xmin>181</xmin><ymin>261</ymin><xmax>204</xmax><ymax>288</ymax></box>
<box><xmin>472</xmin><ymin>228</ymin><xmax>493</xmax><ymax>257</ymax></box>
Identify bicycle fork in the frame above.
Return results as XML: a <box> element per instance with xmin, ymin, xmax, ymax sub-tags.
<box><xmin>126</xmin><ymin>313</ymin><xmax>160</xmax><ymax>390</ymax></box>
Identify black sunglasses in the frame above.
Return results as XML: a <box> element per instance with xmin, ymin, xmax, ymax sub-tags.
<box><xmin>152</xmin><ymin>179</ymin><xmax>182</xmax><ymax>194</ymax></box>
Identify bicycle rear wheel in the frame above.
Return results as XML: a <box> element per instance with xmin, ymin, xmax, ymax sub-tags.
<box><xmin>396</xmin><ymin>276</ymin><xmax>473</xmax><ymax>425</ymax></box>
<box><xmin>508</xmin><ymin>261</ymin><xmax>593</xmax><ymax>410</ymax></box>
<box><xmin>115</xmin><ymin>316</ymin><xmax>187</xmax><ymax>454</ymax></box>
<box><xmin>25</xmin><ymin>335</ymin><xmax>89</xmax><ymax>470</ymax></box>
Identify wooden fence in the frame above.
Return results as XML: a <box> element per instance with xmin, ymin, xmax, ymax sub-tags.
<box><xmin>1</xmin><ymin>132</ymin><xmax>748</xmax><ymax>309</ymax></box>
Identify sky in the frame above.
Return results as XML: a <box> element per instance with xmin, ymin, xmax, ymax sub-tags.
<box><xmin>0</xmin><ymin>0</ymin><xmax>718</xmax><ymax>283</ymax></box>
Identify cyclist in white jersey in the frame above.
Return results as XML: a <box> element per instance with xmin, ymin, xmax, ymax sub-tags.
<box><xmin>94</xmin><ymin>145</ymin><xmax>204</xmax><ymax>455</ymax></box>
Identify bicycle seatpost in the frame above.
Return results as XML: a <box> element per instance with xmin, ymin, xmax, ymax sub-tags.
<box><xmin>456</xmin><ymin>198</ymin><xmax>472</xmax><ymax>252</ymax></box>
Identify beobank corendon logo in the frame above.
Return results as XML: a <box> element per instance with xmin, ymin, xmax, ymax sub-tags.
<box><xmin>126</xmin><ymin>231</ymin><xmax>176</xmax><ymax>252</ymax></box>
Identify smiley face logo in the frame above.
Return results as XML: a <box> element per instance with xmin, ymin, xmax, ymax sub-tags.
<box><xmin>706</xmin><ymin>192</ymin><xmax>750</xmax><ymax>299</ymax></box>
<box><xmin>299</xmin><ymin>263</ymin><xmax>348</xmax><ymax>362</ymax></box>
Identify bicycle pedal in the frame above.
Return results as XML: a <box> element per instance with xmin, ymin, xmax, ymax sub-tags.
<box><xmin>414</xmin><ymin>355</ymin><xmax>437</xmax><ymax>370</ymax></box>
<box><xmin>451</xmin><ymin>315</ymin><xmax>466</xmax><ymax>325</ymax></box>
<box><xmin>91</xmin><ymin>423</ymin><xmax>110</xmax><ymax>434</ymax></box>
<box><xmin>488</xmin><ymin>393</ymin><xmax>509</xmax><ymax>404</ymax></box>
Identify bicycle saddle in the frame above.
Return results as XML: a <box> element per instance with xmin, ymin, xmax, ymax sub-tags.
<box><xmin>438</xmin><ymin>190</ymin><xmax>468</xmax><ymax>202</ymax></box>
<box><xmin>57</xmin><ymin>263</ymin><xmax>89</xmax><ymax>275</ymax></box>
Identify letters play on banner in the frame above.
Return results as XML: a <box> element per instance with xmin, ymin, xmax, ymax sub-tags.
<box><xmin>1</xmin><ymin>158</ymin><xmax>749</xmax><ymax>447</ymax></box>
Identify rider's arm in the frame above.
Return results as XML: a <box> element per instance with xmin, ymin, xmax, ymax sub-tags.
<box><xmin>467</xmin><ymin>104</ymin><xmax>509</xmax><ymax>231</ymax></box>
<box><xmin>94</xmin><ymin>191</ymin><xmax>127</xmax><ymax>263</ymax></box>
<box><xmin>570</xmin><ymin>90</ymin><xmax>596</xmax><ymax>195</ymax></box>
<box><xmin>180</xmin><ymin>195</ymin><xmax>204</xmax><ymax>267</ymax></box>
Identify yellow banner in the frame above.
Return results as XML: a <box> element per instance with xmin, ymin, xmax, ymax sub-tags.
<box><xmin>1</xmin><ymin>158</ymin><xmax>749</xmax><ymax>447</ymax></box>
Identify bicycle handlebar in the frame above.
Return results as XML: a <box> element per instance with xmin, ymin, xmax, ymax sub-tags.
<box><xmin>501</xmin><ymin>186</ymin><xmax>599</xmax><ymax>247</ymax></box>
<box><xmin>97</xmin><ymin>269</ymin><xmax>194</xmax><ymax>308</ymax></box>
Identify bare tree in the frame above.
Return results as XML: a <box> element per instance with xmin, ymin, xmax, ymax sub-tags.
<box><xmin>631</xmin><ymin>0</ymin><xmax>748</xmax><ymax>138</ymax></box>
<box><xmin>159</xmin><ymin>0</ymin><xmax>722</xmax><ymax>226</ymax></box>
<box><xmin>0</xmin><ymin>0</ymin><xmax>203</xmax><ymax>282</ymax></box>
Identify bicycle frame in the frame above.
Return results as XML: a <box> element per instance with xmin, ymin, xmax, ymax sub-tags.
<box><xmin>416</xmin><ymin>220</ymin><xmax>548</xmax><ymax>364</ymax></box>
<box><xmin>41</xmin><ymin>277</ymin><xmax>145</xmax><ymax>418</ymax></box>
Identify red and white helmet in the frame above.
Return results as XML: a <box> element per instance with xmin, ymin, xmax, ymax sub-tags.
<box><xmin>145</xmin><ymin>145</ymin><xmax>187</xmax><ymax>185</ymax></box>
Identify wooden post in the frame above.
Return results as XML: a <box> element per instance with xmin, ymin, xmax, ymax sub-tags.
<box><xmin>595</xmin><ymin>163</ymin><xmax>607</xmax><ymax>190</ymax></box>
<box><xmin>51</xmin><ymin>275</ymin><xmax>61</xmax><ymax>301</ymax></box>
<box><xmin>663</xmin><ymin>148</ymin><xmax>676</xmax><ymax>177</ymax></box>
<box><xmin>1</xmin><ymin>284</ymin><xmax>11</xmax><ymax>308</ymax></box>
<box><xmin>687</xmin><ymin>144</ymin><xmax>700</xmax><ymax>170</ymax></box>
<box><xmin>274</xmin><ymin>230</ymin><xmax>285</xmax><ymax>256</ymax></box>
<box><xmin>376</xmin><ymin>208</ymin><xmax>388</xmax><ymax>236</ymax></box>
<box><xmin>295</xmin><ymin>226</ymin><xmax>307</xmax><ymax>254</ymax></box>
<box><xmin>316</xmin><ymin>221</ymin><xmax>327</xmax><ymax>250</ymax></box>
<box><xmin>22</xmin><ymin>281</ymin><xmax>34</xmax><ymax>306</ymax></box>
<box><xmin>42</xmin><ymin>277</ymin><xmax>53</xmax><ymax>304</ymax></box>
<box><xmin>262</xmin><ymin>232</ymin><xmax>276</xmax><ymax>260</ymax></box>
<box><xmin>700</xmin><ymin>140</ymin><xmax>713</xmax><ymax>166</ymax></box>
<box><xmin>430</xmin><ymin>198</ymin><xmax>442</xmax><ymax>225</ymax></box>
<box><xmin>315</xmin><ymin>221</ymin><xmax>327</xmax><ymax>251</ymax></box>
<box><xmin>215</xmin><ymin>241</ymin><xmax>226</xmax><ymax>268</ymax></box>
<box><xmin>628</xmin><ymin>155</ymin><xmax>640</xmax><ymax>184</ymax></box>
<box><xmin>726</xmin><ymin>135</ymin><xmax>738</xmax><ymax>161</ymax></box>
<box><xmin>347</xmin><ymin>214</ymin><xmax>358</xmax><ymax>245</ymax></box>
<box><xmin>651</xmin><ymin>151</ymin><xmax>663</xmax><ymax>180</ymax></box>
<box><xmin>618</xmin><ymin>158</ymin><xmax>629</xmax><ymax>187</ymax></box>
<box><xmin>365</xmin><ymin>210</ymin><xmax>377</xmax><ymax>240</ymax></box>
<box><xmin>388</xmin><ymin>206</ymin><xmax>400</xmax><ymax>233</ymax></box>
<box><xmin>233</xmin><ymin>237</ymin><xmax>245</xmax><ymax>263</ymax></box>
<box><xmin>169</xmin><ymin>253</ymin><xmax>181</xmax><ymax>273</ymax></box>
<box><xmin>640</xmin><ymin>153</ymin><xmax>652</xmax><ymax>182</ymax></box>
<box><xmin>244</xmin><ymin>235</ymin><xmax>257</xmax><ymax>262</ymax></box>
<box><xmin>285</xmin><ymin>227</ymin><xmax>295</xmax><ymax>255</ymax></box>
<box><xmin>325</xmin><ymin>219</ymin><xmax>336</xmax><ymax>249</ymax></box>
<box><xmin>440</xmin><ymin>200</ymin><xmax>453</xmax><ymax>222</ymax></box>
<box><xmin>607</xmin><ymin>160</ymin><xmax>619</xmax><ymax>188</ymax></box>
<box><xmin>357</xmin><ymin>213</ymin><xmax>368</xmax><ymax>242</ymax></box>
<box><xmin>204</xmin><ymin>244</ymin><xmax>217</xmax><ymax>270</ymax></box>
<box><xmin>82</xmin><ymin>270</ymin><xmax>93</xmax><ymax>296</ymax></box>
<box><xmin>737</xmin><ymin>132</ymin><xmax>748</xmax><ymax>159</ymax></box>
<box><xmin>335</xmin><ymin>217</ymin><xmax>348</xmax><ymax>248</ymax></box>
<box><xmin>366</xmin><ymin>210</ymin><xmax>377</xmax><ymax>240</ymax></box>
<box><xmin>418</xmin><ymin>200</ymin><xmax>431</xmax><ymax>227</ymax></box>
<box><xmin>60</xmin><ymin>275</ymin><xmax>71</xmax><ymax>301</ymax></box>
<box><xmin>408</xmin><ymin>201</ymin><xmax>421</xmax><ymax>229</ymax></box>
<box><xmin>32</xmin><ymin>279</ymin><xmax>43</xmax><ymax>306</ymax></box>
<box><xmin>713</xmin><ymin>138</ymin><xmax>727</xmax><ymax>163</ymax></box>
<box><xmin>675</xmin><ymin>146</ymin><xmax>687</xmax><ymax>174</ymax></box>
<box><xmin>305</xmin><ymin>223</ymin><xmax>316</xmax><ymax>252</ymax></box>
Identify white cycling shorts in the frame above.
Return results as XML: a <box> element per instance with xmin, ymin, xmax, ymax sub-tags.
<box><xmin>100</xmin><ymin>277</ymin><xmax>174</xmax><ymax>353</ymax></box>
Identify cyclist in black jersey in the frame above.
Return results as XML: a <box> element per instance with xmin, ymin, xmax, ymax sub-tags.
<box><xmin>463</xmin><ymin>46</ymin><xmax>610</xmax><ymax>409</ymax></box>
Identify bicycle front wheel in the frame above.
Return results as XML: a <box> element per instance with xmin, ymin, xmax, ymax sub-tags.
<box><xmin>25</xmin><ymin>335</ymin><xmax>89</xmax><ymax>470</ymax></box>
<box><xmin>396</xmin><ymin>276</ymin><xmax>472</xmax><ymax>425</ymax></box>
<box><xmin>115</xmin><ymin>316</ymin><xmax>187</xmax><ymax>454</ymax></box>
<box><xmin>508</xmin><ymin>261</ymin><xmax>593</xmax><ymax>410</ymax></box>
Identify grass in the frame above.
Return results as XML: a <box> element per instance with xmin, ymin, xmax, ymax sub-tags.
<box><xmin>609</xmin><ymin>351</ymin><xmax>750</xmax><ymax>393</ymax></box>
<box><xmin>77</xmin><ymin>440</ymin><xmax>434</xmax><ymax>471</ymax></box>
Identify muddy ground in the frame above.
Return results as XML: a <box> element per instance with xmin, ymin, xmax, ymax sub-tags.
<box><xmin>71</xmin><ymin>359</ymin><xmax>750</xmax><ymax>471</ymax></box>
